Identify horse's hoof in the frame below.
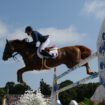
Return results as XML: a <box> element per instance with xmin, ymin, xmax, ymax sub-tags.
<box><xmin>87</xmin><ymin>72</ymin><xmax>94</xmax><ymax>75</ymax></box>
<box><xmin>88</xmin><ymin>72</ymin><xmax>98</xmax><ymax>75</ymax></box>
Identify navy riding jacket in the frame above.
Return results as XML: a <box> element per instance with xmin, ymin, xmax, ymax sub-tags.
<box><xmin>31</xmin><ymin>31</ymin><xmax>49</xmax><ymax>45</ymax></box>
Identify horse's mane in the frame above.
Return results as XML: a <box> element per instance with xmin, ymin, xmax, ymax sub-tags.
<box><xmin>10</xmin><ymin>39</ymin><xmax>36</xmax><ymax>50</ymax></box>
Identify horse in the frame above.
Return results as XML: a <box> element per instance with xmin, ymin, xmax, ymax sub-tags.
<box><xmin>2</xmin><ymin>39</ymin><xmax>93</xmax><ymax>84</ymax></box>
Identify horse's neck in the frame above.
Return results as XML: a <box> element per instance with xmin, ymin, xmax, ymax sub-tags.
<box><xmin>13</xmin><ymin>42</ymin><xmax>36</xmax><ymax>57</ymax></box>
<box><xmin>12</xmin><ymin>42</ymin><xmax>26</xmax><ymax>54</ymax></box>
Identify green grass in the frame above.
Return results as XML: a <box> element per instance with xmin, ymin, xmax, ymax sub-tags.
<box><xmin>79</xmin><ymin>98</ymin><xmax>101</xmax><ymax>105</ymax></box>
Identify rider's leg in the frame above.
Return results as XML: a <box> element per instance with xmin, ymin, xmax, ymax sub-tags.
<box><xmin>40</xmin><ymin>38</ymin><xmax>53</xmax><ymax>58</ymax></box>
<box><xmin>40</xmin><ymin>37</ymin><xmax>50</xmax><ymax>51</ymax></box>
<box><xmin>41</xmin><ymin>50</ymin><xmax>53</xmax><ymax>58</ymax></box>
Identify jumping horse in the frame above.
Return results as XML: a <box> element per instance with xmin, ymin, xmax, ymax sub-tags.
<box><xmin>2</xmin><ymin>39</ymin><xmax>93</xmax><ymax>84</ymax></box>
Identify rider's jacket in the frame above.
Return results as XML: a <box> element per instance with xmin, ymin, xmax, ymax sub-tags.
<box><xmin>31</xmin><ymin>31</ymin><xmax>49</xmax><ymax>45</ymax></box>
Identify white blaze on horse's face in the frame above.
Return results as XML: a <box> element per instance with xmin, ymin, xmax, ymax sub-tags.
<box><xmin>2</xmin><ymin>40</ymin><xmax>13</xmax><ymax>60</ymax></box>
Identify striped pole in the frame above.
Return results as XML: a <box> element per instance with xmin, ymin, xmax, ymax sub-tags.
<box><xmin>57</xmin><ymin>52</ymin><xmax>98</xmax><ymax>80</ymax></box>
<box><xmin>57</xmin><ymin>72</ymin><xmax>99</xmax><ymax>94</ymax></box>
<box><xmin>50</xmin><ymin>68</ymin><xmax>58</xmax><ymax>105</ymax></box>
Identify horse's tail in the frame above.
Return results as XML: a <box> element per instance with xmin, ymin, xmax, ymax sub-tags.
<box><xmin>76</xmin><ymin>45</ymin><xmax>92</xmax><ymax>59</ymax></box>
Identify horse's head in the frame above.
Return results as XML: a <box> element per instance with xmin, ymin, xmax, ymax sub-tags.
<box><xmin>2</xmin><ymin>39</ymin><xmax>36</xmax><ymax>61</ymax></box>
<box><xmin>2</xmin><ymin>39</ymin><xmax>15</xmax><ymax>60</ymax></box>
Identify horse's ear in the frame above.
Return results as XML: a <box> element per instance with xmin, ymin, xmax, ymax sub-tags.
<box><xmin>6</xmin><ymin>39</ymin><xmax>8</xmax><ymax>42</ymax></box>
<box><xmin>6</xmin><ymin>39</ymin><xmax>9</xmax><ymax>44</ymax></box>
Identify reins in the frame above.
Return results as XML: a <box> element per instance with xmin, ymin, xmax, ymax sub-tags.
<box><xmin>7</xmin><ymin>41</ymin><xmax>20</xmax><ymax>62</ymax></box>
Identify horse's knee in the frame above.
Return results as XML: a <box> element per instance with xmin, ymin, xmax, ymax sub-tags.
<box><xmin>17</xmin><ymin>70</ymin><xmax>24</xmax><ymax>77</ymax></box>
<box><xmin>17</xmin><ymin>70</ymin><xmax>21</xmax><ymax>75</ymax></box>
<box><xmin>17</xmin><ymin>70</ymin><xmax>24</xmax><ymax>82</ymax></box>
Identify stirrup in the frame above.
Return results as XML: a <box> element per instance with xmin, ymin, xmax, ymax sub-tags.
<box><xmin>41</xmin><ymin>50</ymin><xmax>54</xmax><ymax>59</ymax></box>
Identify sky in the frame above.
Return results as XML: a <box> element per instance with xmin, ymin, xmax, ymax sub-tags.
<box><xmin>0</xmin><ymin>0</ymin><xmax>105</xmax><ymax>90</ymax></box>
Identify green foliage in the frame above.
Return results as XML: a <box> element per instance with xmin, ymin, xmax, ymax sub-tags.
<box><xmin>59</xmin><ymin>80</ymin><xmax>73</xmax><ymax>88</ymax></box>
<box><xmin>10</xmin><ymin>83</ymin><xmax>31</xmax><ymax>94</ymax></box>
<box><xmin>0</xmin><ymin>88</ymin><xmax>6</xmax><ymax>96</ymax></box>
<box><xmin>75</xmin><ymin>83</ymin><xmax>99</xmax><ymax>102</ymax></box>
<box><xmin>0</xmin><ymin>82</ymin><xmax>31</xmax><ymax>105</ymax></box>
<box><xmin>40</xmin><ymin>79</ymin><xmax>51</xmax><ymax>96</ymax></box>
<box><xmin>39</xmin><ymin>79</ymin><xmax>99</xmax><ymax>105</ymax></box>
<box><xmin>0</xmin><ymin>80</ymin><xmax>100</xmax><ymax>105</ymax></box>
<box><xmin>79</xmin><ymin>98</ymin><xmax>102</xmax><ymax>105</ymax></box>
<box><xmin>58</xmin><ymin>80</ymin><xmax>74</xmax><ymax>105</ymax></box>
<box><xmin>59</xmin><ymin>81</ymin><xmax>99</xmax><ymax>105</ymax></box>
<box><xmin>82</xmin><ymin>98</ymin><xmax>93</xmax><ymax>105</ymax></box>
<box><xmin>1</xmin><ymin>81</ymin><xmax>31</xmax><ymax>95</ymax></box>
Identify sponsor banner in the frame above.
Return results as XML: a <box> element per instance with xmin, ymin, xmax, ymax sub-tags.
<box><xmin>97</xmin><ymin>19</ymin><xmax>105</xmax><ymax>86</ymax></box>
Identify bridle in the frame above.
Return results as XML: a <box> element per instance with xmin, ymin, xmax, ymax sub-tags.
<box><xmin>6</xmin><ymin>40</ymin><xmax>19</xmax><ymax>61</ymax></box>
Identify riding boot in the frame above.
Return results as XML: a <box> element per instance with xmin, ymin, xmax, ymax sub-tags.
<box><xmin>41</xmin><ymin>50</ymin><xmax>53</xmax><ymax>58</ymax></box>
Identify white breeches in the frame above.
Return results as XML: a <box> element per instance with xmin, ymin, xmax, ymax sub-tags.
<box><xmin>40</xmin><ymin>37</ymin><xmax>50</xmax><ymax>52</ymax></box>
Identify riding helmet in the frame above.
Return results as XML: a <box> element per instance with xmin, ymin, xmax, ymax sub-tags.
<box><xmin>25</xmin><ymin>26</ymin><xmax>33</xmax><ymax>33</ymax></box>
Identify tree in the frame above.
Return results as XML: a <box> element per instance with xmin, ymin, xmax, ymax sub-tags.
<box><xmin>58</xmin><ymin>81</ymin><xmax>99</xmax><ymax>105</ymax></box>
<box><xmin>0</xmin><ymin>88</ymin><xmax>6</xmax><ymax>105</ymax></box>
<box><xmin>0</xmin><ymin>88</ymin><xmax>6</xmax><ymax>96</ymax></box>
<box><xmin>5</xmin><ymin>81</ymin><xmax>31</xmax><ymax>94</ymax></box>
<box><xmin>59</xmin><ymin>80</ymin><xmax>73</xmax><ymax>105</ymax></box>
<box><xmin>40</xmin><ymin>79</ymin><xmax>51</xmax><ymax>96</ymax></box>
<box><xmin>12</xmin><ymin>83</ymin><xmax>31</xmax><ymax>94</ymax></box>
<box><xmin>5</xmin><ymin>82</ymin><xmax>15</xmax><ymax>94</ymax></box>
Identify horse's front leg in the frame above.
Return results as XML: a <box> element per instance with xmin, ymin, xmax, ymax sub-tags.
<box><xmin>17</xmin><ymin>67</ymin><xmax>30</xmax><ymax>84</ymax></box>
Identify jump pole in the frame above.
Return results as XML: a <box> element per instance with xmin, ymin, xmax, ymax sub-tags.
<box><xmin>51</xmin><ymin>19</ymin><xmax>105</xmax><ymax>104</ymax></box>
<box><xmin>57</xmin><ymin>52</ymin><xmax>98</xmax><ymax>80</ymax></box>
<box><xmin>50</xmin><ymin>53</ymin><xmax>98</xmax><ymax>105</ymax></box>
<box><xmin>50</xmin><ymin>68</ymin><xmax>58</xmax><ymax>105</ymax></box>
<box><xmin>57</xmin><ymin>72</ymin><xmax>99</xmax><ymax>94</ymax></box>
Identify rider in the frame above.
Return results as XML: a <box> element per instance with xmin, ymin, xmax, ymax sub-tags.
<box><xmin>25</xmin><ymin>26</ymin><xmax>53</xmax><ymax>58</ymax></box>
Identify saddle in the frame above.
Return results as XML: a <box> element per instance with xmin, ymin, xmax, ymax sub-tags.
<box><xmin>37</xmin><ymin>45</ymin><xmax>58</xmax><ymax>59</ymax></box>
<box><xmin>25</xmin><ymin>40</ymin><xmax>58</xmax><ymax>59</ymax></box>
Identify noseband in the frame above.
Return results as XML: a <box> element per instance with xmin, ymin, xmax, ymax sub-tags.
<box><xmin>7</xmin><ymin>42</ymin><xmax>19</xmax><ymax>61</ymax></box>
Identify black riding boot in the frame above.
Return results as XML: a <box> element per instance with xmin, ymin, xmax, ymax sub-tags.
<box><xmin>41</xmin><ymin>50</ymin><xmax>53</xmax><ymax>58</ymax></box>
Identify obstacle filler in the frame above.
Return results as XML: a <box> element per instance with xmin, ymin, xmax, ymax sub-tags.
<box><xmin>51</xmin><ymin>19</ymin><xmax>105</xmax><ymax>104</ymax></box>
<box><xmin>51</xmin><ymin>53</ymin><xmax>99</xmax><ymax>105</ymax></box>
<box><xmin>57</xmin><ymin>72</ymin><xmax>99</xmax><ymax>94</ymax></box>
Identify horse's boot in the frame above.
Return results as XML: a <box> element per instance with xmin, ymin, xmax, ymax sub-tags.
<box><xmin>41</xmin><ymin>50</ymin><xmax>54</xmax><ymax>59</ymax></box>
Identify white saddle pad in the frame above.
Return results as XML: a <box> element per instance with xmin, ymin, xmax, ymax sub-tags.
<box><xmin>37</xmin><ymin>47</ymin><xmax>58</xmax><ymax>59</ymax></box>
<box><xmin>49</xmin><ymin>47</ymin><xmax>58</xmax><ymax>58</ymax></box>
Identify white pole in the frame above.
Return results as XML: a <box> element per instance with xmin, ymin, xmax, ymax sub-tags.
<box><xmin>50</xmin><ymin>68</ymin><xmax>58</xmax><ymax>105</ymax></box>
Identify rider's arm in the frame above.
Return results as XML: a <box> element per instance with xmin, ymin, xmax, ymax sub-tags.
<box><xmin>37</xmin><ymin>32</ymin><xmax>49</xmax><ymax>43</ymax></box>
<box><xmin>32</xmin><ymin>31</ymin><xmax>49</xmax><ymax>43</ymax></box>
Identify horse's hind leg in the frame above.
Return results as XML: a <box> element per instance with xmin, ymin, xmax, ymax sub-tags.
<box><xmin>81</xmin><ymin>48</ymin><xmax>94</xmax><ymax>75</ymax></box>
<box><xmin>84</xmin><ymin>63</ymin><xmax>94</xmax><ymax>75</ymax></box>
<box><xmin>66</xmin><ymin>48</ymin><xmax>81</xmax><ymax>68</ymax></box>
<box><xmin>17</xmin><ymin>67</ymin><xmax>30</xmax><ymax>84</ymax></box>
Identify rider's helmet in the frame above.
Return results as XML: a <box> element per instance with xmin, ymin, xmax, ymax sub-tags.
<box><xmin>25</xmin><ymin>26</ymin><xmax>33</xmax><ymax>33</ymax></box>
